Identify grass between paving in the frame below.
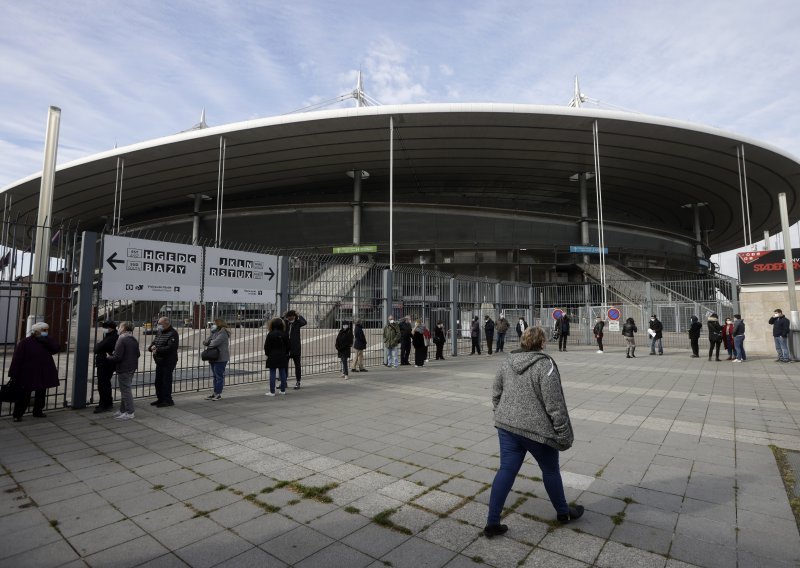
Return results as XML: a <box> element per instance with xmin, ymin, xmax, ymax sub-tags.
<box><xmin>769</xmin><ymin>444</ymin><xmax>800</xmax><ymax>531</ymax></box>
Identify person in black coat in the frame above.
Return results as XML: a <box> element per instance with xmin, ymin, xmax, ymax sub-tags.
<box><xmin>264</xmin><ymin>318</ymin><xmax>290</xmax><ymax>395</ymax></box>
<box><xmin>707</xmin><ymin>313</ymin><xmax>723</xmax><ymax>361</ymax></box>
<box><xmin>484</xmin><ymin>316</ymin><xmax>495</xmax><ymax>355</ymax></box>
<box><xmin>93</xmin><ymin>321</ymin><xmax>119</xmax><ymax>413</ymax></box>
<box><xmin>648</xmin><ymin>315</ymin><xmax>664</xmax><ymax>355</ymax></box>
<box><xmin>433</xmin><ymin>322</ymin><xmax>446</xmax><ymax>360</ymax></box>
<box><xmin>412</xmin><ymin>320</ymin><xmax>427</xmax><ymax>367</ymax></box>
<box><xmin>148</xmin><ymin>317</ymin><xmax>179</xmax><ymax>407</ymax></box>
<box><xmin>557</xmin><ymin>315</ymin><xmax>570</xmax><ymax>352</ymax></box>
<box><xmin>352</xmin><ymin>320</ymin><xmax>368</xmax><ymax>372</ymax></box>
<box><xmin>399</xmin><ymin>316</ymin><xmax>413</xmax><ymax>365</ymax></box>
<box><xmin>688</xmin><ymin>316</ymin><xmax>702</xmax><ymax>358</ymax></box>
<box><xmin>593</xmin><ymin>317</ymin><xmax>604</xmax><ymax>353</ymax></box>
<box><xmin>281</xmin><ymin>310</ymin><xmax>307</xmax><ymax>389</ymax></box>
<box><xmin>336</xmin><ymin>321</ymin><xmax>354</xmax><ymax>379</ymax></box>
<box><xmin>515</xmin><ymin>318</ymin><xmax>528</xmax><ymax>342</ymax></box>
<box><xmin>470</xmin><ymin>316</ymin><xmax>482</xmax><ymax>355</ymax></box>
<box><xmin>622</xmin><ymin>317</ymin><xmax>637</xmax><ymax>358</ymax></box>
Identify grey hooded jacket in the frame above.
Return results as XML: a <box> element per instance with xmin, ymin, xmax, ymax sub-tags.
<box><xmin>492</xmin><ymin>351</ymin><xmax>574</xmax><ymax>451</ymax></box>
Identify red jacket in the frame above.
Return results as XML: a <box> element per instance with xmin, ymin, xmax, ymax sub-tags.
<box><xmin>9</xmin><ymin>335</ymin><xmax>60</xmax><ymax>391</ymax></box>
<box><xmin>721</xmin><ymin>323</ymin><xmax>734</xmax><ymax>349</ymax></box>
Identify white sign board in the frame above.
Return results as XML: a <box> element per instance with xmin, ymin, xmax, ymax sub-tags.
<box><xmin>608</xmin><ymin>321</ymin><xmax>620</xmax><ymax>332</ymax></box>
<box><xmin>101</xmin><ymin>235</ymin><xmax>202</xmax><ymax>301</ymax></box>
<box><xmin>203</xmin><ymin>247</ymin><xmax>278</xmax><ymax>303</ymax></box>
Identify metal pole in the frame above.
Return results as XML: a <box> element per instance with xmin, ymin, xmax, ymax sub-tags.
<box><xmin>693</xmin><ymin>204</ymin><xmax>703</xmax><ymax>260</ymax></box>
<box><xmin>192</xmin><ymin>194</ymin><xmax>202</xmax><ymax>245</ymax></box>
<box><xmin>450</xmin><ymin>277</ymin><xmax>458</xmax><ymax>357</ymax></box>
<box><xmin>383</xmin><ymin>269</ymin><xmax>393</xmax><ymax>326</ymax></box>
<box><xmin>71</xmin><ymin>231</ymin><xmax>97</xmax><ymax>410</ymax></box>
<box><xmin>741</xmin><ymin>145</ymin><xmax>753</xmax><ymax>246</ymax></box>
<box><xmin>352</xmin><ymin>170</ymin><xmax>362</xmax><ymax>265</ymax></box>
<box><xmin>28</xmin><ymin>106</ymin><xmax>61</xmax><ymax>334</ymax></box>
<box><xmin>763</xmin><ymin>230</ymin><xmax>770</xmax><ymax>250</ymax></box>
<box><xmin>389</xmin><ymin>117</ymin><xmax>394</xmax><ymax>270</ymax></box>
<box><xmin>737</xmin><ymin>146</ymin><xmax>749</xmax><ymax>247</ymax></box>
<box><xmin>277</xmin><ymin>256</ymin><xmax>290</xmax><ymax>316</ymax></box>
<box><xmin>778</xmin><ymin>193</ymin><xmax>799</xmax><ymax>360</ymax></box>
<box><xmin>579</xmin><ymin>173</ymin><xmax>589</xmax><ymax>264</ymax></box>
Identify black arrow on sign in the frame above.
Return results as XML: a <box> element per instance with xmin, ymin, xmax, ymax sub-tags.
<box><xmin>106</xmin><ymin>252</ymin><xmax>125</xmax><ymax>271</ymax></box>
<box><xmin>265</xmin><ymin>267</ymin><xmax>275</xmax><ymax>281</ymax></box>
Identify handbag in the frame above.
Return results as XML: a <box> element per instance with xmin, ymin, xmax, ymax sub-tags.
<box><xmin>201</xmin><ymin>347</ymin><xmax>220</xmax><ymax>361</ymax></box>
<box><xmin>0</xmin><ymin>378</ymin><xmax>19</xmax><ymax>402</ymax></box>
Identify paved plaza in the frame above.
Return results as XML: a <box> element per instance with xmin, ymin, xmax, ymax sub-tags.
<box><xmin>1</xmin><ymin>345</ymin><xmax>800</xmax><ymax>567</ymax></box>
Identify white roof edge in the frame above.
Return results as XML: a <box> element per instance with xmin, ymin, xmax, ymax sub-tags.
<box><xmin>4</xmin><ymin>102</ymin><xmax>800</xmax><ymax>193</ymax></box>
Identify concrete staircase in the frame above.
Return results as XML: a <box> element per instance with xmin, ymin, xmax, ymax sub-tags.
<box><xmin>290</xmin><ymin>263</ymin><xmax>373</xmax><ymax>327</ymax></box>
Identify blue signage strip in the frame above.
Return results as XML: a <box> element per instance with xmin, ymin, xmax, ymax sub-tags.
<box><xmin>570</xmin><ymin>245</ymin><xmax>608</xmax><ymax>254</ymax></box>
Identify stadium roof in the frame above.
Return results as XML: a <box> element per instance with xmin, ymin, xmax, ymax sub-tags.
<box><xmin>2</xmin><ymin>103</ymin><xmax>799</xmax><ymax>252</ymax></box>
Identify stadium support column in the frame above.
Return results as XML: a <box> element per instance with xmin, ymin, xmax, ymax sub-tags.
<box><xmin>383</xmin><ymin>269</ymin><xmax>393</xmax><ymax>328</ymax></box>
<box><xmin>28</xmin><ymin>106</ymin><xmax>61</xmax><ymax>335</ymax></box>
<box><xmin>693</xmin><ymin>203</ymin><xmax>703</xmax><ymax>262</ymax></box>
<box><xmin>580</xmin><ymin>172</ymin><xmax>591</xmax><ymax>343</ymax></box>
<box><xmin>778</xmin><ymin>193</ymin><xmax>799</xmax><ymax>360</ymax></box>
<box><xmin>277</xmin><ymin>256</ymin><xmax>290</xmax><ymax>317</ymax></box>
<box><xmin>450</xmin><ymin>277</ymin><xmax>458</xmax><ymax>357</ymax></box>
<box><xmin>72</xmin><ymin>231</ymin><xmax>97</xmax><ymax>410</ymax></box>
<box><xmin>349</xmin><ymin>170</ymin><xmax>367</xmax><ymax>264</ymax></box>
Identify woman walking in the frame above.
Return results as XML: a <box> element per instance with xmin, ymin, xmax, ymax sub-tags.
<box><xmin>412</xmin><ymin>319</ymin><xmax>427</xmax><ymax>367</ymax></box>
<box><xmin>204</xmin><ymin>319</ymin><xmax>230</xmax><ymax>400</ymax></box>
<box><xmin>622</xmin><ymin>317</ymin><xmax>637</xmax><ymax>358</ymax></box>
<box><xmin>264</xmin><ymin>318</ymin><xmax>289</xmax><ymax>396</ymax></box>
<box><xmin>8</xmin><ymin>322</ymin><xmax>60</xmax><ymax>422</ymax></box>
<box><xmin>484</xmin><ymin>327</ymin><xmax>583</xmax><ymax>537</ymax></box>
<box><xmin>707</xmin><ymin>313</ymin><xmax>723</xmax><ymax>361</ymax></box>
<box><xmin>351</xmin><ymin>320</ymin><xmax>367</xmax><ymax>373</ymax></box>
<box><xmin>336</xmin><ymin>321</ymin><xmax>354</xmax><ymax>379</ymax></box>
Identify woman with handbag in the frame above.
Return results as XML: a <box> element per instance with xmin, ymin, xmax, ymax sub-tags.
<box><xmin>707</xmin><ymin>313</ymin><xmax>723</xmax><ymax>362</ymax></box>
<box><xmin>8</xmin><ymin>322</ymin><xmax>60</xmax><ymax>422</ymax></box>
<box><xmin>203</xmin><ymin>319</ymin><xmax>230</xmax><ymax>401</ymax></box>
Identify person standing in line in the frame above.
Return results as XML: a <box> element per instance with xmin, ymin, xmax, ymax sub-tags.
<box><xmin>93</xmin><ymin>321</ymin><xmax>119</xmax><ymax>413</ymax></box>
<box><xmin>622</xmin><ymin>317</ymin><xmax>637</xmax><ymax>358</ymax></box>
<box><xmin>352</xmin><ymin>320</ymin><xmax>368</xmax><ymax>373</ymax></box>
<box><xmin>335</xmin><ymin>321</ymin><xmax>354</xmax><ymax>379</ymax></box>
<box><xmin>593</xmin><ymin>317</ymin><xmax>605</xmax><ymax>354</ymax></box>
<box><xmin>148</xmin><ymin>317</ymin><xmax>179</xmax><ymax>407</ymax></box>
<box><xmin>768</xmin><ymin>309</ymin><xmax>791</xmax><ymax>363</ymax></box>
<box><xmin>412</xmin><ymin>319</ymin><xmax>428</xmax><ymax>367</ymax></box>
<box><xmin>485</xmin><ymin>315</ymin><xmax>496</xmax><ymax>355</ymax></box>
<box><xmin>264</xmin><ymin>318</ymin><xmax>289</xmax><ymax>396</ymax></box>
<box><xmin>707</xmin><ymin>313</ymin><xmax>723</xmax><ymax>362</ymax></box>
<box><xmin>516</xmin><ymin>318</ymin><xmax>528</xmax><ymax>343</ymax></box>
<box><xmin>732</xmin><ymin>314</ymin><xmax>747</xmax><ymax>363</ymax></box>
<box><xmin>399</xmin><ymin>316</ymin><xmax>413</xmax><ymax>365</ymax></box>
<box><xmin>495</xmin><ymin>317</ymin><xmax>509</xmax><ymax>353</ymax></box>
<box><xmin>648</xmin><ymin>315</ymin><xmax>663</xmax><ymax>355</ymax></box>
<box><xmin>8</xmin><ymin>322</ymin><xmax>60</xmax><ymax>422</ymax></box>
<box><xmin>106</xmin><ymin>321</ymin><xmax>140</xmax><ymax>421</ymax></box>
<box><xmin>383</xmin><ymin>315</ymin><xmax>401</xmax><ymax>368</ymax></box>
<box><xmin>484</xmin><ymin>326</ymin><xmax>583</xmax><ymax>538</ymax></box>
<box><xmin>721</xmin><ymin>317</ymin><xmax>735</xmax><ymax>360</ymax></box>
<box><xmin>204</xmin><ymin>319</ymin><xmax>230</xmax><ymax>401</ymax></box>
<box><xmin>470</xmin><ymin>316</ymin><xmax>482</xmax><ymax>355</ymax></box>
<box><xmin>688</xmin><ymin>316</ymin><xmax>702</xmax><ymax>358</ymax></box>
<box><xmin>557</xmin><ymin>315</ymin><xmax>570</xmax><ymax>352</ymax></box>
<box><xmin>282</xmin><ymin>310</ymin><xmax>307</xmax><ymax>390</ymax></box>
<box><xmin>433</xmin><ymin>321</ymin><xmax>446</xmax><ymax>360</ymax></box>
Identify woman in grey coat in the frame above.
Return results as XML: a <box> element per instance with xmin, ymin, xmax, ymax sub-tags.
<box><xmin>204</xmin><ymin>319</ymin><xmax>230</xmax><ymax>400</ymax></box>
<box><xmin>484</xmin><ymin>326</ymin><xmax>583</xmax><ymax>538</ymax></box>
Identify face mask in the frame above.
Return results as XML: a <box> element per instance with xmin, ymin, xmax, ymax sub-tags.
<box><xmin>40</xmin><ymin>331</ymin><xmax>48</xmax><ymax>337</ymax></box>
<box><xmin>157</xmin><ymin>325</ymin><xmax>164</xmax><ymax>332</ymax></box>
<box><xmin>343</xmin><ymin>325</ymin><xmax>349</xmax><ymax>330</ymax></box>
<box><xmin>774</xmin><ymin>313</ymin><xmax>780</xmax><ymax>317</ymax></box>
<box><xmin>726</xmin><ymin>320</ymin><xmax>731</xmax><ymax>324</ymax></box>
<box><xmin>438</xmin><ymin>324</ymin><xmax>443</xmax><ymax>328</ymax></box>
<box><xmin>651</xmin><ymin>318</ymin><xmax>655</xmax><ymax>321</ymax></box>
<box><xmin>210</xmin><ymin>325</ymin><xmax>217</xmax><ymax>331</ymax></box>
<box><xmin>388</xmin><ymin>320</ymin><xmax>394</xmax><ymax>324</ymax></box>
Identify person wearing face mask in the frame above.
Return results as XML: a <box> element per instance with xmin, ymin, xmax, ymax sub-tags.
<box><xmin>433</xmin><ymin>321</ymin><xmax>446</xmax><ymax>360</ymax></box>
<box><xmin>484</xmin><ymin>316</ymin><xmax>496</xmax><ymax>356</ymax></box>
<box><xmin>106</xmin><ymin>321</ymin><xmax>140</xmax><ymax>420</ymax></box>
<box><xmin>93</xmin><ymin>321</ymin><xmax>119</xmax><ymax>413</ymax></box>
<box><xmin>335</xmin><ymin>321</ymin><xmax>354</xmax><ymax>379</ymax></box>
<box><xmin>8</xmin><ymin>322</ymin><xmax>60</xmax><ymax>422</ymax></box>
<box><xmin>721</xmin><ymin>317</ymin><xmax>735</xmax><ymax>360</ymax></box>
<box><xmin>412</xmin><ymin>319</ymin><xmax>428</xmax><ymax>367</ymax></box>
<box><xmin>622</xmin><ymin>317</ymin><xmax>637</xmax><ymax>358</ymax></box>
<box><xmin>732</xmin><ymin>314</ymin><xmax>746</xmax><ymax>363</ymax></box>
<box><xmin>148</xmin><ymin>317</ymin><xmax>179</xmax><ymax>407</ymax></box>
<box><xmin>516</xmin><ymin>318</ymin><xmax>528</xmax><ymax>343</ymax></box>
<box><xmin>495</xmin><ymin>317</ymin><xmax>509</xmax><ymax>353</ymax></box>
<box><xmin>593</xmin><ymin>317</ymin><xmax>605</xmax><ymax>354</ymax></box>
<box><xmin>768</xmin><ymin>309</ymin><xmax>791</xmax><ymax>363</ymax></box>
<box><xmin>688</xmin><ymin>316</ymin><xmax>702</xmax><ymax>358</ymax></box>
<box><xmin>648</xmin><ymin>315</ymin><xmax>663</xmax><ymax>355</ymax></box>
<box><xmin>470</xmin><ymin>316</ymin><xmax>482</xmax><ymax>355</ymax></box>
<box><xmin>352</xmin><ymin>320</ymin><xmax>368</xmax><ymax>373</ymax></box>
<box><xmin>281</xmin><ymin>310</ymin><xmax>307</xmax><ymax>390</ymax></box>
<box><xmin>204</xmin><ymin>319</ymin><xmax>230</xmax><ymax>400</ymax></box>
<box><xmin>383</xmin><ymin>316</ymin><xmax>401</xmax><ymax>368</ymax></box>
<box><xmin>707</xmin><ymin>313</ymin><xmax>723</xmax><ymax>361</ymax></box>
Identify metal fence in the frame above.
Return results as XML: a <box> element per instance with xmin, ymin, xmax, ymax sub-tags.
<box><xmin>0</xmin><ymin>218</ymin><xmax>739</xmax><ymax>416</ymax></box>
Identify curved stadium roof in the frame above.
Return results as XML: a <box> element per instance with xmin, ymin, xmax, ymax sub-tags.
<box><xmin>2</xmin><ymin>103</ymin><xmax>799</xmax><ymax>253</ymax></box>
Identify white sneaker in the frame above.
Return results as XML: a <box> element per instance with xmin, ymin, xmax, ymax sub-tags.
<box><xmin>112</xmin><ymin>410</ymin><xmax>124</xmax><ymax>418</ymax></box>
<box><xmin>279</xmin><ymin>390</ymin><xmax>286</xmax><ymax>395</ymax></box>
<box><xmin>265</xmin><ymin>392</ymin><xmax>275</xmax><ymax>397</ymax></box>
<box><xmin>596</xmin><ymin>350</ymin><xmax>604</xmax><ymax>354</ymax></box>
<box><xmin>733</xmin><ymin>359</ymin><xmax>742</xmax><ymax>363</ymax></box>
<box><xmin>212</xmin><ymin>394</ymin><xmax>221</xmax><ymax>400</ymax></box>
<box><xmin>114</xmin><ymin>412</ymin><xmax>134</xmax><ymax>420</ymax></box>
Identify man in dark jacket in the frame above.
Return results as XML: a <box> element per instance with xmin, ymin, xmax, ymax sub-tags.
<box><xmin>495</xmin><ymin>317</ymin><xmax>510</xmax><ymax>353</ymax></box>
<box><xmin>470</xmin><ymin>316</ymin><xmax>482</xmax><ymax>355</ymax></box>
<box><xmin>485</xmin><ymin>316</ymin><xmax>495</xmax><ymax>355</ymax></box>
<box><xmin>688</xmin><ymin>316</ymin><xmax>702</xmax><ymax>358</ymax></box>
<box><xmin>769</xmin><ymin>309</ymin><xmax>791</xmax><ymax>362</ymax></box>
<box><xmin>399</xmin><ymin>316</ymin><xmax>413</xmax><ymax>365</ymax></box>
<box><xmin>93</xmin><ymin>321</ymin><xmax>119</xmax><ymax>413</ymax></box>
<box><xmin>557</xmin><ymin>315</ymin><xmax>570</xmax><ymax>352</ymax></box>
<box><xmin>649</xmin><ymin>315</ymin><xmax>663</xmax><ymax>355</ymax></box>
<box><xmin>352</xmin><ymin>320</ymin><xmax>368</xmax><ymax>372</ymax></box>
<box><xmin>732</xmin><ymin>314</ymin><xmax>746</xmax><ymax>362</ymax></box>
<box><xmin>282</xmin><ymin>310</ymin><xmax>307</xmax><ymax>388</ymax></box>
<box><xmin>593</xmin><ymin>317</ymin><xmax>605</xmax><ymax>353</ymax></box>
<box><xmin>148</xmin><ymin>317</ymin><xmax>179</xmax><ymax>407</ymax></box>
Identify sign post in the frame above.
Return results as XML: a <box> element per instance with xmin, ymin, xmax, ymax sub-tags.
<box><xmin>204</xmin><ymin>247</ymin><xmax>279</xmax><ymax>303</ymax></box>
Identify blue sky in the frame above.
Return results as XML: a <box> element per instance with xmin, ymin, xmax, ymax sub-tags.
<box><xmin>1</xmin><ymin>0</ymin><xmax>799</xmax><ymax>274</ymax></box>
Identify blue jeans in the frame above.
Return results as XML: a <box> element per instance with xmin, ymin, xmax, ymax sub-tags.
<box><xmin>487</xmin><ymin>428</ymin><xmax>568</xmax><ymax>524</ymax></box>
<box><xmin>269</xmin><ymin>367</ymin><xmax>287</xmax><ymax>393</ymax></box>
<box><xmin>211</xmin><ymin>361</ymin><xmax>227</xmax><ymax>394</ymax></box>
<box><xmin>386</xmin><ymin>346</ymin><xmax>399</xmax><ymax>367</ymax></box>
<box><xmin>650</xmin><ymin>337</ymin><xmax>663</xmax><ymax>354</ymax></box>
<box><xmin>497</xmin><ymin>333</ymin><xmax>506</xmax><ymax>352</ymax></box>
<box><xmin>340</xmin><ymin>357</ymin><xmax>349</xmax><ymax>376</ymax></box>
<box><xmin>734</xmin><ymin>336</ymin><xmax>746</xmax><ymax>361</ymax></box>
<box><xmin>775</xmin><ymin>336</ymin><xmax>790</xmax><ymax>361</ymax></box>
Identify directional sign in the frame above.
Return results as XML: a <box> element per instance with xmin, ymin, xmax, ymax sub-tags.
<box><xmin>101</xmin><ymin>235</ymin><xmax>202</xmax><ymax>301</ymax></box>
<box><xmin>570</xmin><ymin>245</ymin><xmax>608</xmax><ymax>254</ymax></box>
<box><xmin>203</xmin><ymin>247</ymin><xmax>279</xmax><ymax>303</ymax></box>
<box><xmin>333</xmin><ymin>244</ymin><xmax>378</xmax><ymax>254</ymax></box>
<box><xmin>607</xmin><ymin>308</ymin><xmax>621</xmax><ymax>321</ymax></box>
